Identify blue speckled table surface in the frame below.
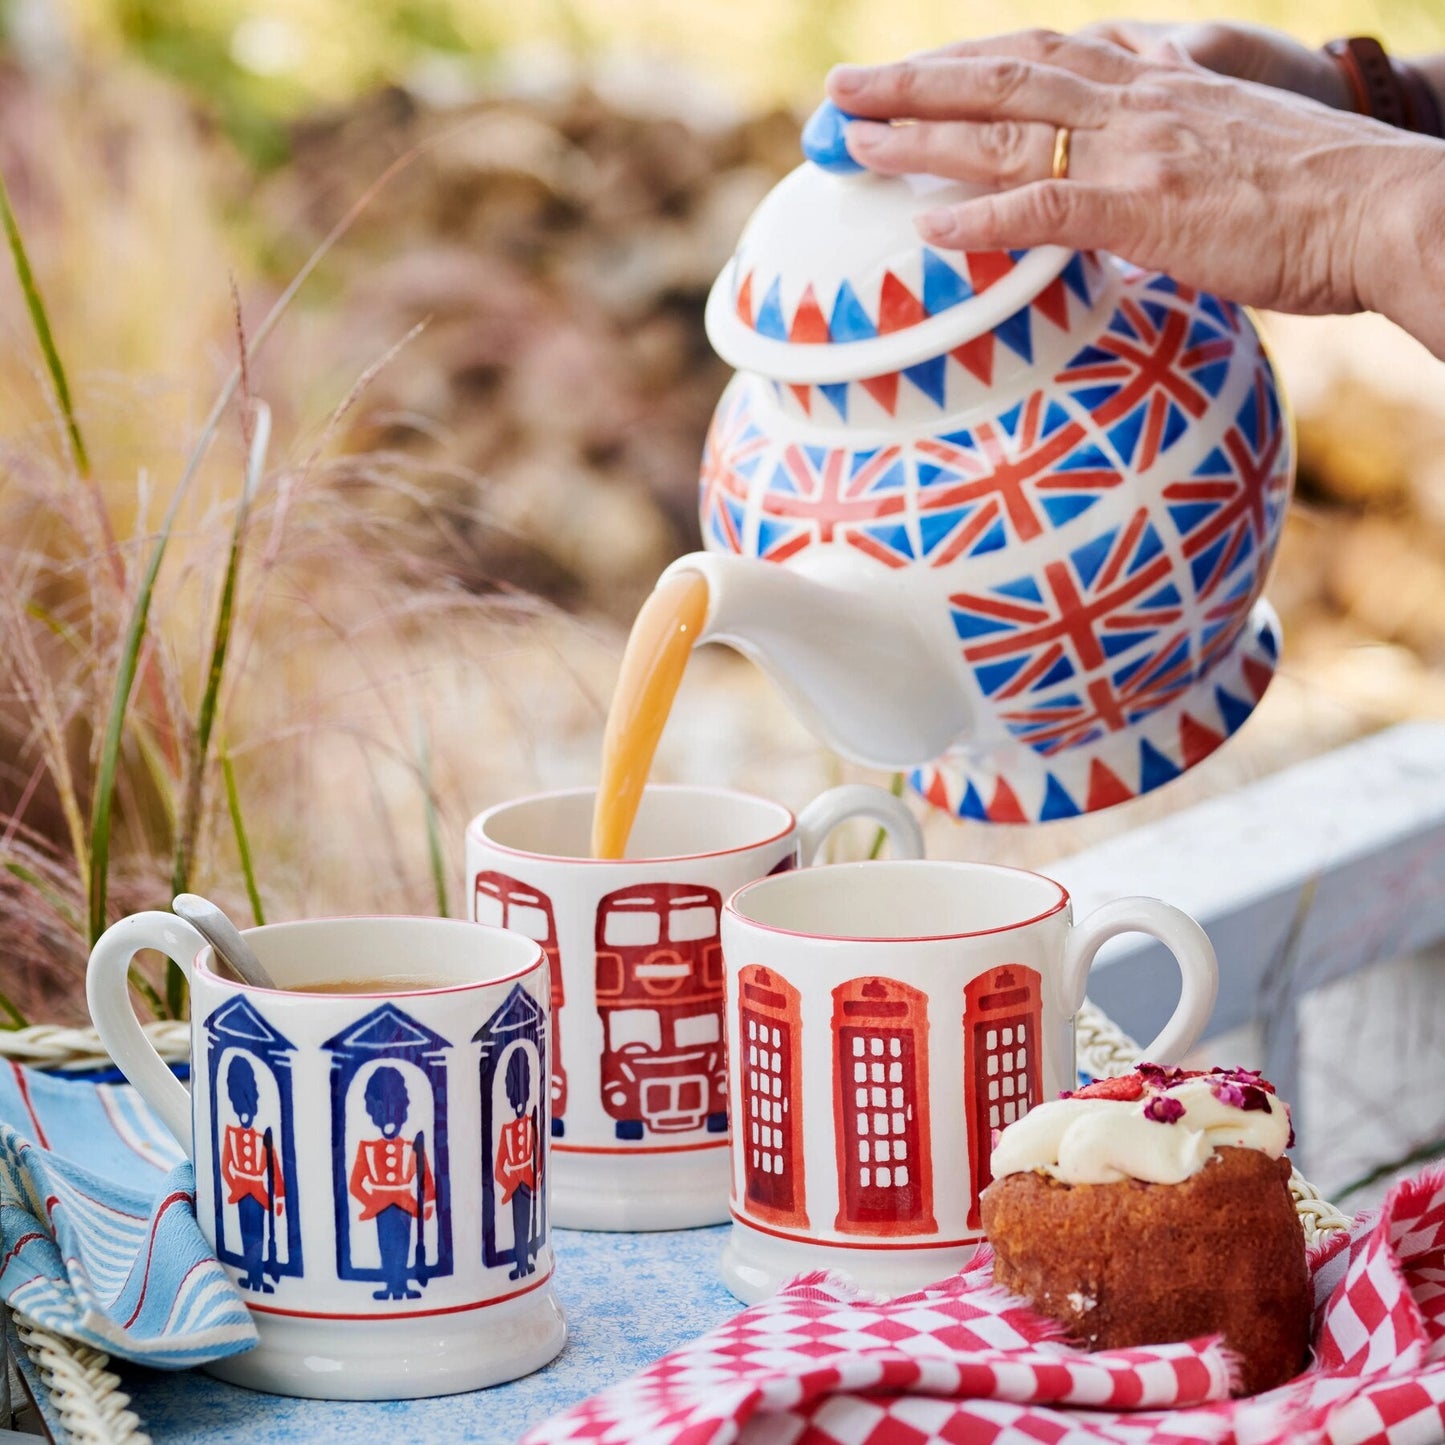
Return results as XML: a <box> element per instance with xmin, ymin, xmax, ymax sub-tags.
<box><xmin>107</xmin><ymin>1225</ymin><xmax>736</xmax><ymax>1444</ymax></box>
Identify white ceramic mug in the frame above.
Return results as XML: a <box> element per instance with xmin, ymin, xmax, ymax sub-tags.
<box><xmin>720</xmin><ymin>859</ymin><xmax>1218</xmax><ymax>1302</ymax></box>
<box><xmin>465</xmin><ymin>783</ymin><xmax>924</xmax><ymax>1231</ymax></box>
<box><xmin>86</xmin><ymin>914</ymin><xmax>565</xmax><ymax>1400</ymax></box>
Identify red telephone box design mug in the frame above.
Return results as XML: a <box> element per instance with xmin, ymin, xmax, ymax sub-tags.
<box><xmin>465</xmin><ymin>784</ymin><xmax>923</xmax><ymax>1231</ymax></box>
<box><xmin>721</xmin><ymin>859</ymin><xmax>1219</xmax><ymax>1302</ymax></box>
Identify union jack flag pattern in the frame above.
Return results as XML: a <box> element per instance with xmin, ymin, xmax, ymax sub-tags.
<box><xmin>755</xmin><ymin>442</ymin><xmax>911</xmax><ymax>568</ymax></box>
<box><xmin>699</xmin><ymin>261</ymin><xmax>1293</xmax><ymax>824</ymax></box>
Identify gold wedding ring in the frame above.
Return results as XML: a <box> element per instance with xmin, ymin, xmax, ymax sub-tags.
<box><xmin>1051</xmin><ymin>125</ymin><xmax>1072</xmax><ymax>181</ymax></box>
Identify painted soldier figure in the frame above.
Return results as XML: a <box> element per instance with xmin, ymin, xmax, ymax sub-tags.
<box><xmin>494</xmin><ymin>1050</ymin><xmax>540</xmax><ymax>1281</ymax></box>
<box><xmin>349</xmin><ymin>1066</ymin><xmax>435</xmax><ymax>1301</ymax></box>
<box><xmin>220</xmin><ymin>1055</ymin><xmax>284</xmax><ymax>1293</ymax></box>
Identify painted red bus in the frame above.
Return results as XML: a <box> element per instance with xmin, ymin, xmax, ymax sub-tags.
<box><xmin>473</xmin><ymin>870</ymin><xmax>568</xmax><ymax>1133</ymax></box>
<box><xmin>594</xmin><ymin>882</ymin><xmax>728</xmax><ymax>1140</ymax></box>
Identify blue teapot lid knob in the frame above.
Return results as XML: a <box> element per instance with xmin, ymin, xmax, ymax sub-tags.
<box><xmin>802</xmin><ymin>98</ymin><xmax>865</xmax><ymax>175</ymax></box>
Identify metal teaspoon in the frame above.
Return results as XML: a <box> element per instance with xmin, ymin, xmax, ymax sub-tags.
<box><xmin>172</xmin><ymin>893</ymin><xmax>278</xmax><ymax>990</ymax></box>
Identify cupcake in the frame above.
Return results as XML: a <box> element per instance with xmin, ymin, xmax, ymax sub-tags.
<box><xmin>980</xmin><ymin>1065</ymin><xmax>1310</xmax><ymax>1396</ymax></box>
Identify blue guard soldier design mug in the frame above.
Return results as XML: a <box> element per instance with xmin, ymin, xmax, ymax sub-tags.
<box><xmin>86</xmin><ymin>913</ymin><xmax>565</xmax><ymax>1401</ymax></box>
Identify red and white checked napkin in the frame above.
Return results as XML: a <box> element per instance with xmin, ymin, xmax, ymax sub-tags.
<box><xmin>526</xmin><ymin>1167</ymin><xmax>1445</xmax><ymax>1445</ymax></box>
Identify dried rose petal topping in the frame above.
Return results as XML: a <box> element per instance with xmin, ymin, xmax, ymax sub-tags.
<box><xmin>1209</xmin><ymin>1078</ymin><xmax>1273</xmax><ymax>1111</ymax></box>
<box><xmin>1207</xmin><ymin>1065</ymin><xmax>1276</xmax><ymax>1094</ymax></box>
<box><xmin>1137</xmin><ymin>1062</ymin><xmax>1203</xmax><ymax>1087</ymax></box>
<box><xmin>1072</xmin><ymin>1075</ymin><xmax>1145</xmax><ymax>1101</ymax></box>
<box><xmin>1143</xmin><ymin>1094</ymin><xmax>1186</xmax><ymax>1124</ymax></box>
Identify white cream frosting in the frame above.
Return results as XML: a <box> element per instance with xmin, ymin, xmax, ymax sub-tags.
<box><xmin>989</xmin><ymin>1076</ymin><xmax>1292</xmax><ymax>1186</ymax></box>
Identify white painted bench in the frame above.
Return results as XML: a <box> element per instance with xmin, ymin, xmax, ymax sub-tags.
<box><xmin>1053</xmin><ymin>721</ymin><xmax>1445</xmax><ymax>1189</ymax></box>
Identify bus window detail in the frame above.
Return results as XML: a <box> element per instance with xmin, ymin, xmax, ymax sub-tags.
<box><xmin>737</xmin><ymin>965</ymin><xmax>808</xmax><ymax>1228</ymax></box>
<box><xmin>831</xmin><ymin>977</ymin><xmax>936</xmax><ymax>1236</ymax></box>
<box><xmin>594</xmin><ymin>883</ymin><xmax>727</xmax><ymax>1140</ymax></box>
<box><xmin>473</xmin><ymin>871</ymin><xmax>568</xmax><ymax>1135</ymax></box>
<box><xmin>963</xmin><ymin>965</ymin><xmax>1042</xmax><ymax>1229</ymax></box>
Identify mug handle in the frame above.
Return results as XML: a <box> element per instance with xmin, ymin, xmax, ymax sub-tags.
<box><xmin>86</xmin><ymin>911</ymin><xmax>208</xmax><ymax>1151</ymax></box>
<box><xmin>1059</xmin><ymin>898</ymin><xmax>1219</xmax><ymax>1064</ymax></box>
<box><xmin>796</xmin><ymin>784</ymin><xmax>925</xmax><ymax>865</ymax></box>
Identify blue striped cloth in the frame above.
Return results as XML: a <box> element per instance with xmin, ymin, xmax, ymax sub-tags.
<box><xmin>0</xmin><ymin>1060</ymin><xmax>258</xmax><ymax>1367</ymax></box>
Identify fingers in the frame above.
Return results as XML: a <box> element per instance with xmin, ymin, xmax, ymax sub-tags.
<box><xmin>900</xmin><ymin>27</ymin><xmax>1151</xmax><ymax>84</ymax></box>
<box><xmin>915</xmin><ymin>182</ymin><xmax>1134</xmax><ymax>255</ymax></box>
<box><xmin>828</xmin><ymin>55</ymin><xmax>1112</xmax><ymax>127</ymax></box>
<box><xmin>1079</xmin><ymin>19</ymin><xmax>1334</xmax><ymax>98</ymax></box>
<box><xmin>847</xmin><ymin>117</ymin><xmax>1071</xmax><ymax>189</ymax></box>
<box><xmin>1075</xmin><ymin>20</ymin><xmax>1186</xmax><ymax>66</ymax></box>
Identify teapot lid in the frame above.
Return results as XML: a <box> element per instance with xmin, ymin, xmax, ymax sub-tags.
<box><xmin>705</xmin><ymin>100</ymin><xmax>1073</xmax><ymax>385</ymax></box>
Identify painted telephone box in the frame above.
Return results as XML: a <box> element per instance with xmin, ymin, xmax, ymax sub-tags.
<box><xmin>736</xmin><ymin>964</ymin><xmax>807</xmax><ymax>1229</ymax></box>
<box><xmin>205</xmin><ymin>996</ymin><xmax>304</xmax><ymax>1290</ymax></box>
<box><xmin>473</xmin><ymin>870</ymin><xmax>568</xmax><ymax>1134</ymax></box>
<box><xmin>323</xmin><ymin>1004</ymin><xmax>453</xmax><ymax>1300</ymax></box>
<box><xmin>474</xmin><ymin>983</ymin><xmax>548</xmax><ymax>1281</ymax></box>
<box><xmin>963</xmin><ymin>965</ymin><xmax>1043</xmax><ymax>1229</ymax></box>
<box><xmin>831</xmin><ymin>977</ymin><xmax>936</xmax><ymax>1236</ymax></box>
<box><xmin>594</xmin><ymin>882</ymin><xmax>727</xmax><ymax>1139</ymax></box>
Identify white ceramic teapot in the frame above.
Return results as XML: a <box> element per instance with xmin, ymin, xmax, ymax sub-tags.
<box><xmin>659</xmin><ymin>100</ymin><xmax>1294</xmax><ymax>824</ymax></box>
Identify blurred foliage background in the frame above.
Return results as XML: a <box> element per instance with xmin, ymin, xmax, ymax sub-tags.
<box><xmin>24</xmin><ymin>0</ymin><xmax>1445</xmax><ymax>163</ymax></box>
<box><xmin>28</xmin><ymin>0</ymin><xmax>1445</xmax><ymax>149</ymax></box>
<box><xmin>1</xmin><ymin>0</ymin><xmax>1444</xmax><ymax>1030</ymax></box>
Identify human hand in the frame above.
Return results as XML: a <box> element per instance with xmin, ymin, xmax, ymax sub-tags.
<box><xmin>1077</xmin><ymin>20</ymin><xmax>1350</xmax><ymax>108</ymax></box>
<box><xmin>825</xmin><ymin>31</ymin><xmax>1445</xmax><ymax>331</ymax></box>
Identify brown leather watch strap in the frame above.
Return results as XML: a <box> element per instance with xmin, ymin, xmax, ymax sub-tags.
<box><xmin>1325</xmin><ymin>37</ymin><xmax>1408</xmax><ymax>126</ymax></box>
<box><xmin>1324</xmin><ymin>36</ymin><xmax>1445</xmax><ymax>137</ymax></box>
<box><xmin>1399</xmin><ymin>61</ymin><xmax>1445</xmax><ymax>138</ymax></box>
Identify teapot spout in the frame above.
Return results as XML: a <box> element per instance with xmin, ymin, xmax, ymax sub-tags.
<box><xmin>658</xmin><ymin>553</ymin><xmax>972</xmax><ymax>771</ymax></box>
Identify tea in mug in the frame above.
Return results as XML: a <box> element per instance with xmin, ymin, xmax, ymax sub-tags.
<box><xmin>292</xmin><ymin>974</ymin><xmax>458</xmax><ymax>994</ymax></box>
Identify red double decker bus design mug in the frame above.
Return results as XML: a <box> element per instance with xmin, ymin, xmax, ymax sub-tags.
<box><xmin>86</xmin><ymin>914</ymin><xmax>564</xmax><ymax>1399</ymax></box>
<box><xmin>720</xmin><ymin>860</ymin><xmax>1219</xmax><ymax>1302</ymax></box>
<box><xmin>464</xmin><ymin>785</ymin><xmax>923</xmax><ymax>1231</ymax></box>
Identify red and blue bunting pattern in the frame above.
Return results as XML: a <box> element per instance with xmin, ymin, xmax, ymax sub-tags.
<box><xmin>733</xmin><ymin>246</ymin><xmax>1038</xmax><ymax>345</ymax></box>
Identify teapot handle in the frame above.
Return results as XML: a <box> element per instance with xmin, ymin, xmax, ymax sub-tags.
<box><xmin>797</xmin><ymin>784</ymin><xmax>925</xmax><ymax>865</ymax></box>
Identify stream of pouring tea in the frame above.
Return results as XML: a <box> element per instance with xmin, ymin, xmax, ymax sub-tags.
<box><xmin>590</xmin><ymin>570</ymin><xmax>710</xmax><ymax>859</ymax></box>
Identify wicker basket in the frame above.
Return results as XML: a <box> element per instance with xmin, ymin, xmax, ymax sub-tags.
<box><xmin>1</xmin><ymin>1006</ymin><xmax>1352</xmax><ymax>1444</ymax></box>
